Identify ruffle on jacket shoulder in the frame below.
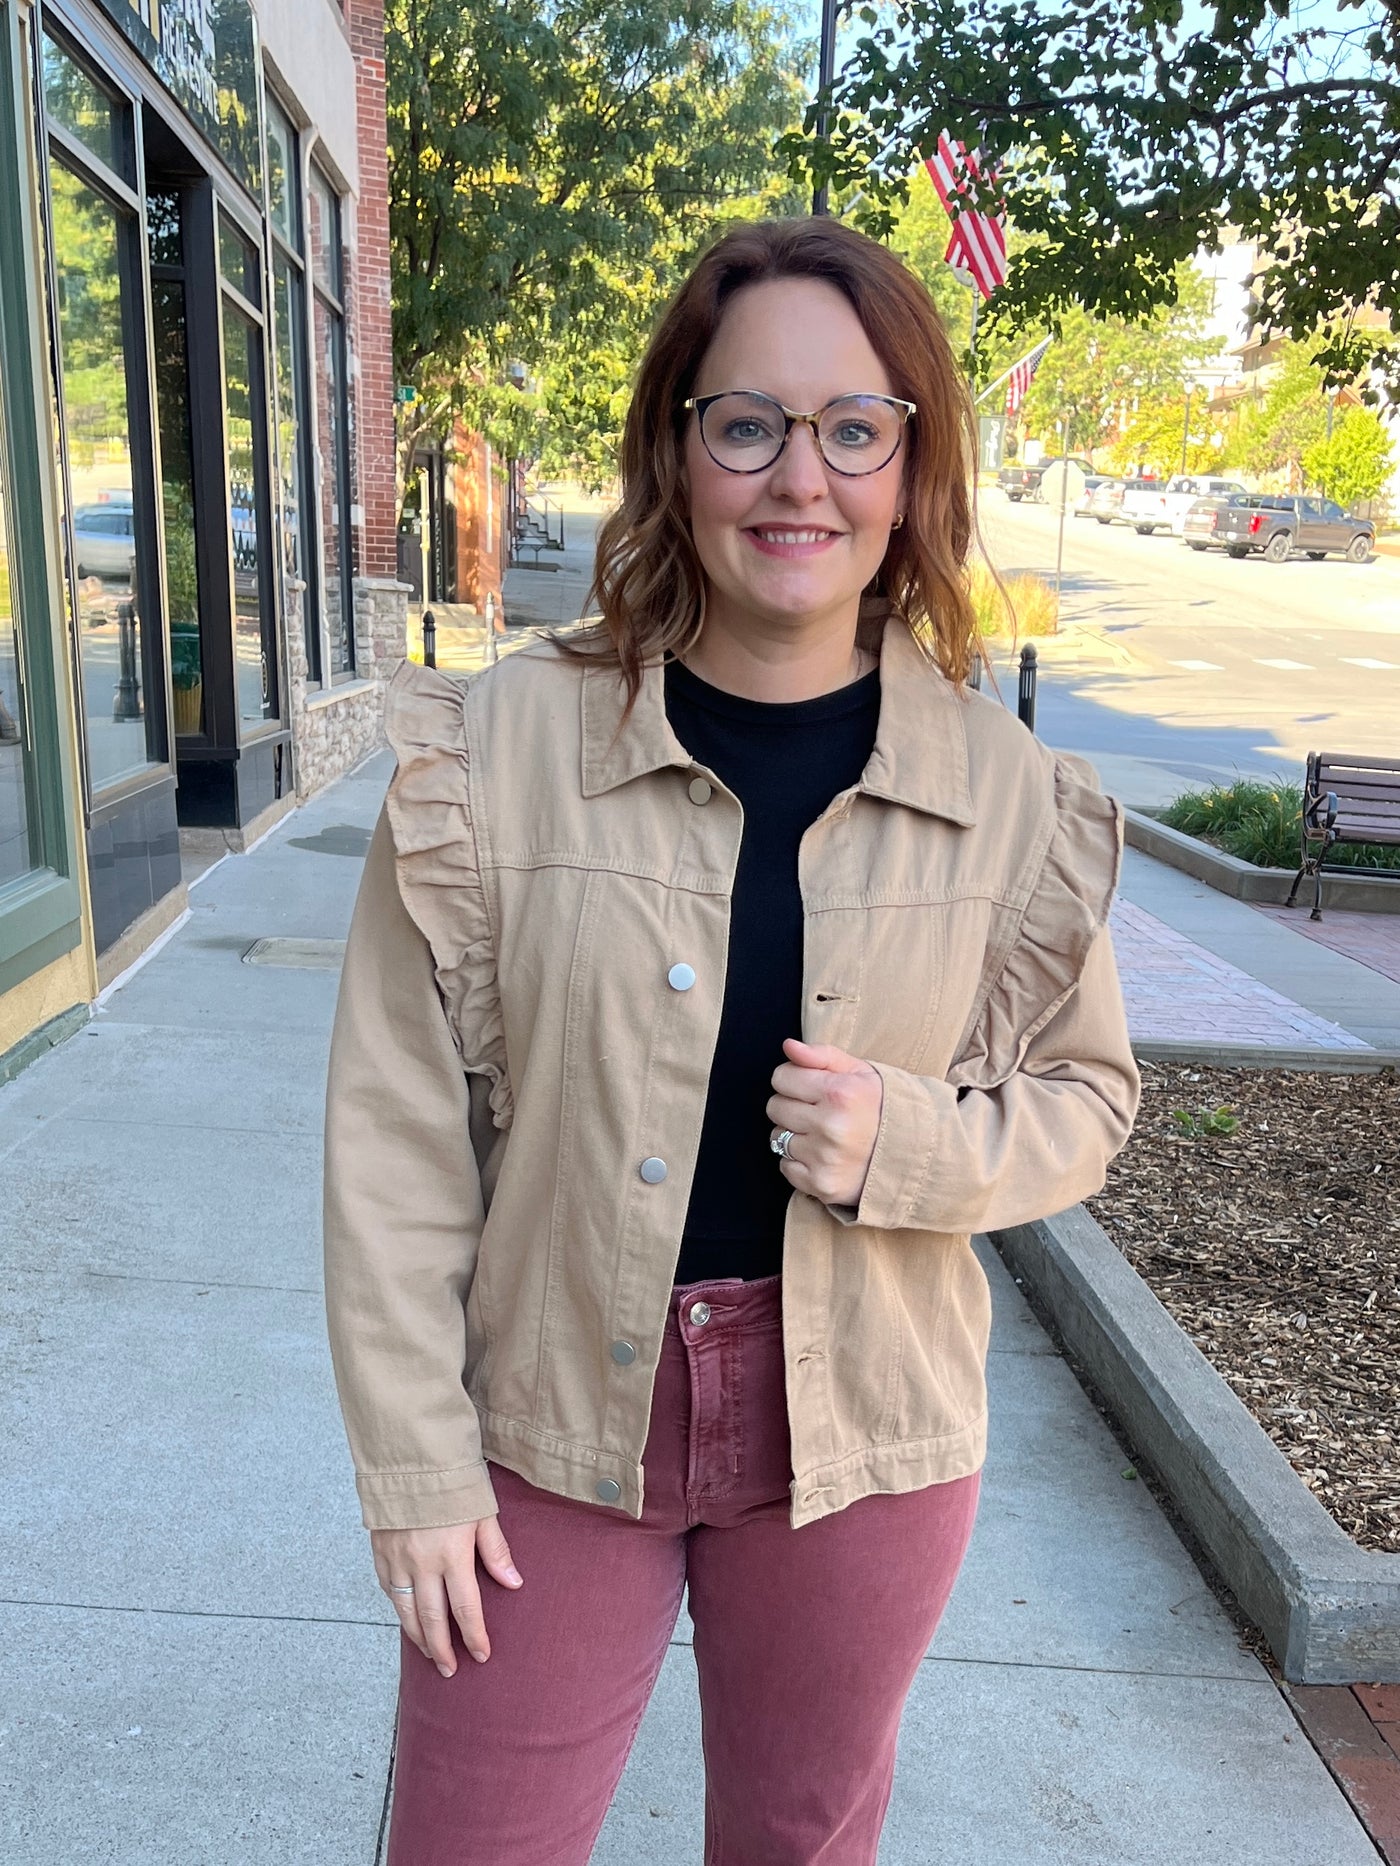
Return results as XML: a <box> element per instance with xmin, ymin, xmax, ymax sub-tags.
<box><xmin>945</xmin><ymin>749</ymin><xmax>1124</xmax><ymax>1093</ymax></box>
<box><xmin>381</xmin><ymin>661</ymin><xmax>513</xmax><ymax>1127</ymax></box>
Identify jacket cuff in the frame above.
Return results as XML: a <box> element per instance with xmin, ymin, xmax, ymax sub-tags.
<box><xmin>356</xmin><ymin>1461</ymin><xmax>500</xmax><ymax>1532</ymax></box>
<box><xmin>825</xmin><ymin>1060</ymin><xmax>956</xmax><ymax>1231</ymax></box>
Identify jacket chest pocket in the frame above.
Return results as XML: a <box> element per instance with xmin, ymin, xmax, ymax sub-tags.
<box><xmin>806</xmin><ymin>898</ymin><xmax>963</xmax><ymax>1077</ymax></box>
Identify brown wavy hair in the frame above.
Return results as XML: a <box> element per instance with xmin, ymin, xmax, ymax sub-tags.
<box><xmin>571</xmin><ymin>216</ymin><xmax>988</xmax><ymax>706</ymax></box>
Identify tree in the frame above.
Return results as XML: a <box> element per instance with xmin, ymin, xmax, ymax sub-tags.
<box><xmin>1014</xmin><ymin>269</ymin><xmax>1212</xmax><ymax>459</ymax></box>
<box><xmin>1223</xmin><ymin>340</ymin><xmax>1331</xmax><ymax>485</ymax></box>
<box><xmin>786</xmin><ymin>0</ymin><xmax>1400</xmax><ymax>389</ymax></box>
<box><xmin>388</xmin><ymin>0</ymin><xmax>806</xmax><ymax>505</ymax></box>
<box><xmin>1304</xmin><ymin>408</ymin><xmax>1395</xmax><ymax>507</ymax></box>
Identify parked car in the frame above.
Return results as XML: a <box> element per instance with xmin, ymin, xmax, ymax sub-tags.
<box><xmin>1074</xmin><ymin>473</ymin><xmax>1112</xmax><ymax>517</ymax></box>
<box><xmin>998</xmin><ymin>455</ymin><xmax>1095</xmax><ymax>501</ymax></box>
<box><xmin>72</xmin><ymin>498</ymin><xmax>136</xmax><ymax>579</ymax></box>
<box><xmin>1183</xmin><ymin>493</ymin><xmax>1376</xmax><ymax>563</ymax></box>
<box><xmin>1088</xmin><ymin>476</ymin><xmax>1159</xmax><ymax>525</ymax></box>
<box><xmin>1120</xmin><ymin>474</ymin><xmax>1249</xmax><ymax>536</ymax></box>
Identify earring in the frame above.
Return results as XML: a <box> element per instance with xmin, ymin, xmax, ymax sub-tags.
<box><xmin>891</xmin><ymin>512</ymin><xmax>905</xmax><ymax>530</ymax></box>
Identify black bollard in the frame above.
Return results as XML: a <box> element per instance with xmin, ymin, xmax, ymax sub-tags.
<box><xmin>422</xmin><ymin>608</ymin><xmax>436</xmax><ymax>669</ymax></box>
<box><xmin>113</xmin><ymin>600</ymin><xmax>143</xmax><ymax>721</ymax></box>
<box><xmin>1017</xmin><ymin>641</ymin><xmax>1038</xmax><ymax>734</ymax></box>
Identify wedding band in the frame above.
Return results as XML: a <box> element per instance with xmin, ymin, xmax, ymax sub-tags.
<box><xmin>388</xmin><ymin>1583</ymin><xmax>416</xmax><ymax>1596</ymax></box>
<box><xmin>771</xmin><ymin>1129</ymin><xmax>795</xmax><ymax>1160</ymax></box>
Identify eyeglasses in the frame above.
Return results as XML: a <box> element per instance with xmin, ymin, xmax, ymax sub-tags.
<box><xmin>682</xmin><ymin>390</ymin><xmax>916</xmax><ymax>477</ymax></box>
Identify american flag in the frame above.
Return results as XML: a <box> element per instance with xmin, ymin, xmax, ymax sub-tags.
<box><xmin>1005</xmin><ymin>337</ymin><xmax>1052</xmax><ymax>416</ymax></box>
<box><xmin>922</xmin><ymin>130</ymin><xmax>1008</xmax><ymax>301</ymax></box>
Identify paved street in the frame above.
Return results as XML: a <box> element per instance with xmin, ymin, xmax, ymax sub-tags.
<box><xmin>980</xmin><ymin>494</ymin><xmax>1400</xmax><ymax>809</ymax></box>
<box><xmin>0</xmin><ymin>754</ymin><xmax>1385</xmax><ymax>1865</ymax></box>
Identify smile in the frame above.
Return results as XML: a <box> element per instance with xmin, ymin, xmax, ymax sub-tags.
<box><xmin>744</xmin><ymin>527</ymin><xmax>843</xmax><ymax>555</ymax></box>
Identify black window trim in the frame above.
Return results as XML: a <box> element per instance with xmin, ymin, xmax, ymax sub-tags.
<box><xmin>308</xmin><ymin>157</ymin><xmax>355</xmax><ymax>682</ymax></box>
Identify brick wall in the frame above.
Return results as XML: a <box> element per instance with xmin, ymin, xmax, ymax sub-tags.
<box><xmin>345</xmin><ymin>0</ymin><xmax>397</xmax><ymax>583</ymax></box>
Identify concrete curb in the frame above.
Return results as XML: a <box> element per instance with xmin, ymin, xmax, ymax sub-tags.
<box><xmin>1133</xmin><ymin>1041</ymin><xmax>1400</xmax><ymax>1072</ymax></box>
<box><xmin>991</xmin><ymin>1205</ymin><xmax>1400</xmax><ymax>1684</ymax></box>
<box><xmin>0</xmin><ymin>1003</ymin><xmax>90</xmax><ymax>1088</ymax></box>
<box><xmin>1123</xmin><ymin>808</ymin><xmax>1400</xmax><ymax>915</ymax></box>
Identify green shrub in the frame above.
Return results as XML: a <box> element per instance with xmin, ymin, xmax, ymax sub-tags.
<box><xmin>1159</xmin><ymin>778</ymin><xmax>1400</xmax><ymax>872</ymax></box>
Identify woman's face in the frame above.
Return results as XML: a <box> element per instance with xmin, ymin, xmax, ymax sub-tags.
<box><xmin>681</xmin><ymin>276</ymin><xmax>906</xmax><ymax>639</ymax></box>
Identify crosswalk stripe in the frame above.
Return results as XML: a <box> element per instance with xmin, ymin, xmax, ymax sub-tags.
<box><xmin>1341</xmin><ymin>656</ymin><xmax>1398</xmax><ymax>670</ymax></box>
<box><xmin>1169</xmin><ymin>659</ymin><xmax>1224</xmax><ymax>671</ymax></box>
<box><xmin>1255</xmin><ymin>658</ymin><xmax>1313</xmax><ymax>670</ymax></box>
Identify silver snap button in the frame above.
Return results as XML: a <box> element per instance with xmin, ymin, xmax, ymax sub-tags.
<box><xmin>688</xmin><ymin>1300</ymin><xmax>712</xmax><ymax>1326</ymax></box>
<box><xmin>688</xmin><ymin>776</ymin><xmax>713</xmax><ymax>805</ymax></box>
<box><xmin>595</xmin><ymin>1478</ymin><xmax>622</xmax><ymax>1503</ymax></box>
<box><xmin>610</xmin><ymin>1339</ymin><xmax>637</xmax><ymax>1364</ymax></box>
<box><xmin>639</xmin><ymin>1156</ymin><xmax>668</xmax><ymax>1184</ymax></box>
<box><xmin>667</xmin><ymin>962</ymin><xmax>696</xmax><ymax>992</ymax></box>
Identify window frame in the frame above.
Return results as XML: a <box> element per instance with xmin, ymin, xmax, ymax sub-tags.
<box><xmin>39</xmin><ymin>19</ymin><xmax>175</xmax><ymax>809</ymax></box>
<box><xmin>0</xmin><ymin>0</ymin><xmax>84</xmax><ymax>999</ymax></box>
<box><xmin>308</xmin><ymin>159</ymin><xmax>355</xmax><ymax>682</ymax></box>
<box><xmin>263</xmin><ymin>87</ymin><xmax>321</xmax><ymax>685</ymax></box>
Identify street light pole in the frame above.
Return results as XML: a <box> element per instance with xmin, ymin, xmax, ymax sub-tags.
<box><xmin>812</xmin><ymin>0</ymin><xmax>839</xmax><ymax>215</ymax></box>
<box><xmin>1179</xmin><ymin>384</ymin><xmax>1194</xmax><ymax>475</ymax></box>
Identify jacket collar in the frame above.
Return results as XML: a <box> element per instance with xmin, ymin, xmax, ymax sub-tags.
<box><xmin>580</xmin><ymin>611</ymin><xmax>977</xmax><ymax>826</ymax></box>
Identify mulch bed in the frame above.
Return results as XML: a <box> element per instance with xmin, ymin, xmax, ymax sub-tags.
<box><xmin>1084</xmin><ymin>1060</ymin><xmax>1400</xmax><ymax>1554</ymax></box>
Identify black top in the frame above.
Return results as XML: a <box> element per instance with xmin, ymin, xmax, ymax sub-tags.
<box><xmin>664</xmin><ymin>657</ymin><xmax>882</xmax><ymax>1286</ymax></box>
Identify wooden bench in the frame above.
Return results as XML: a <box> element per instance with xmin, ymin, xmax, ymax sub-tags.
<box><xmin>1284</xmin><ymin>752</ymin><xmax>1400</xmax><ymax>919</ymax></box>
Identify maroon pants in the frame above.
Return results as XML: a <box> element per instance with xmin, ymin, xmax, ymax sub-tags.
<box><xmin>388</xmin><ymin>1272</ymin><xmax>981</xmax><ymax>1865</ymax></box>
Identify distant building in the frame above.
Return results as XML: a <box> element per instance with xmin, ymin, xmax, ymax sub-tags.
<box><xmin>0</xmin><ymin>0</ymin><xmax>407</xmax><ymax>1071</ymax></box>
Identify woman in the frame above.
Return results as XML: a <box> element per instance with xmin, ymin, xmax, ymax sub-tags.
<box><xmin>324</xmin><ymin>216</ymin><xmax>1140</xmax><ymax>1865</ymax></box>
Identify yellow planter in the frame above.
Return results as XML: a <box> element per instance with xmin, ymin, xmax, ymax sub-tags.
<box><xmin>173</xmin><ymin>679</ymin><xmax>202</xmax><ymax>737</ymax></box>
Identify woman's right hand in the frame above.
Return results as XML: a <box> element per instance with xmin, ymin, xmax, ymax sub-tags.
<box><xmin>371</xmin><ymin>1516</ymin><xmax>523</xmax><ymax>1676</ymax></box>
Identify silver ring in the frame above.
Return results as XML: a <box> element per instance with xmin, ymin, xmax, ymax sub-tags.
<box><xmin>771</xmin><ymin>1128</ymin><xmax>795</xmax><ymax>1160</ymax></box>
<box><xmin>388</xmin><ymin>1583</ymin><xmax>416</xmax><ymax>1596</ymax></box>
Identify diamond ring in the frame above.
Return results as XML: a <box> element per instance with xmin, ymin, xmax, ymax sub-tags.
<box><xmin>771</xmin><ymin>1129</ymin><xmax>795</xmax><ymax>1160</ymax></box>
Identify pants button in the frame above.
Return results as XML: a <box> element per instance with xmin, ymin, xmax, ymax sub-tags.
<box><xmin>688</xmin><ymin>1300</ymin><xmax>711</xmax><ymax>1326</ymax></box>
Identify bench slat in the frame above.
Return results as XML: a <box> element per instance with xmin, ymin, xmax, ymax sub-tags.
<box><xmin>1313</xmin><ymin>754</ymin><xmax>1400</xmax><ymax>776</ymax></box>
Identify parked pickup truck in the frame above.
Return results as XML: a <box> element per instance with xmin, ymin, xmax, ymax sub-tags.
<box><xmin>998</xmin><ymin>455</ymin><xmax>1094</xmax><ymax>501</ymax></box>
<box><xmin>1118</xmin><ymin>475</ymin><xmax>1246</xmax><ymax>535</ymax></box>
<box><xmin>1183</xmin><ymin>493</ymin><xmax>1376</xmax><ymax>563</ymax></box>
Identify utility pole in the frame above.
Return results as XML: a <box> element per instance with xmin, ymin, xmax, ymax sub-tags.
<box><xmin>812</xmin><ymin>0</ymin><xmax>839</xmax><ymax>215</ymax></box>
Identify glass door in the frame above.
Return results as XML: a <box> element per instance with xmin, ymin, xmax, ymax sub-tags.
<box><xmin>42</xmin><ymin>29</ymin><xmax>166</xmax><ymax>796</ymax></box>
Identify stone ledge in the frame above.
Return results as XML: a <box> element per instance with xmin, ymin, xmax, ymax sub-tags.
<box><xmin>1124</xmin><ymin>807</ymin><xmax>1400</xmax><ymax>915</ymax></box>
<box><xmin>303</xmin><ymin>677</ymin><xmax>378</xmax><ymax>712</ymax></box>
<box><xmin>991</xmin><ymin>1204</ymin><xmax>1400</xmax><ymax>1684</ymax></box>
<box><xmin>0</xmin><ymin>1003</ymin><xmax>90</xmax><ymax>1088</ymax></box>
<box><xmin>1133</xmin><ymin>1040</ymin><xmax>1400</xmax><ymax>1071</ymax></box>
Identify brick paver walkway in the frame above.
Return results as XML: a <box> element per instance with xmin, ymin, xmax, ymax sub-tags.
<box><xmin>1252</xmin><ymin>901</ymin><xmax>1400</xmax><ymax>988</ymax></box>
<box><xmin>1109</xmin><ymin>898</ymin><xmax>1374</xmax><ymax>1050</ymax></box>
<box><xmin>1285</xmin><ymin>1684</ymin><xmax>1400</xmax><ymax>1866</ymax></box>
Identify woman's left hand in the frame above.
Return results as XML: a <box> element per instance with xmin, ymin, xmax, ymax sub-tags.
<box><xmin>767</xmin><ymin>1038</ymin><xmax>884</xmax><ymax>1209</ymax></box>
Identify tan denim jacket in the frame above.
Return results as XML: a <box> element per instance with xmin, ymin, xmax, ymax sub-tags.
<box><xmin>323</xmin><ymin>614</ymin><xmax>1140</xmax><ymax>1533</ymax></box>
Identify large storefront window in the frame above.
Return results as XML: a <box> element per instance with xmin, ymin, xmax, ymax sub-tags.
<box><xmin>309</xmin><ymin>164</ymin><xmax>354</xmax><ymax>677</ymax></box>
<box><xmin>47</xmin><ymin>152</ymin><xmax>156</xmax><ymax>791</ymax></box>
<box><xmin>218</xmin><ymin>212</ymin><xmax>278</xmax><ymax>726</ymax></box>
<box><xmin>266</xmin><ymin>93</ymin><xmax>318</xmax><ymax>680</ymax></box>
<box><xmin>0</xmin><ymin>384</ymin><xmax>35</xmax><ymax>889</ymax></box>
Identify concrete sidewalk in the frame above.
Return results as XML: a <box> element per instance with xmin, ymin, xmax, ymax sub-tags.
<box><xmin>0</xmin><ymin>749</ymin><xmax>1383</xmax><ymax>1863</ymax></box>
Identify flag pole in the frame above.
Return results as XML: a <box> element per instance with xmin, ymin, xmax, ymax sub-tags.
<box><xmin>974</xmin><ymin>339</ymin><xmax>1047</xmax><ymax>406</ymax></box>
